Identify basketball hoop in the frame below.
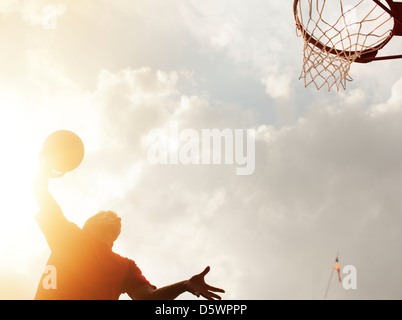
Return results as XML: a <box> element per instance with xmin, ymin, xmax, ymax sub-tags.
<box><xmin>294</xmin><ymin>0</ymin><xmax>402</xmax><ymax>91</ymax></box>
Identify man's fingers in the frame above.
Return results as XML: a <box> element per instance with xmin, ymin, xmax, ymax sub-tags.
<box><xmin>207</xmin><ymin>285</ymin><xmax>225</xmax><ymax>293</ymax></box>
<box><xmin>207</xmin><ymin>290</ymin><xmax>222</xmax><ymax>300</ymax></box>
<box><xmin>200</xmin><ymin>291</ymin><xmax>222</xmax><ymax>300</ymax></box>
<box><xmin>192</xmin><ymin>266</ymin><xmax>224</xmax><ymax>300</ymax></box>
<box><xmin>200</xmin><ymin>266</ymin><xmax>210</xmax><ymax>277</ymax></box>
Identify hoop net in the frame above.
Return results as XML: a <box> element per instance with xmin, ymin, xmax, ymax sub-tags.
<box><xmin>295</xmin><ymin>0</ymin><xmax>394</xmax><ymax>91</ymax></box>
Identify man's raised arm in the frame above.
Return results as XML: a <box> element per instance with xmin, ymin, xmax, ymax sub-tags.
<box><xmin>33</xmin><ymin>167</ymin><xmax>64</xmax><ymax>218</ymax></box>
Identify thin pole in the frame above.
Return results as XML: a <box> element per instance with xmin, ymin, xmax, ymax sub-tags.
<box><xmin>323</xmin><ymin>267</ymin><xmax>334</xmax><ymax>300</ymax></box>
<box><xmin>324</xmin><ymin>253</ymin><xmax>339</xmax><ymax>300</ymax></box>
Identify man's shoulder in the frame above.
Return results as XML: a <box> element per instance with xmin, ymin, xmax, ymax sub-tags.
<box><xmin>110</xmin><ymin>251</ymin><xmax>135</xmax><ymax>265</ymax></box>
<box><xmin>109</xmin><ymin>252</ymin><xmax>146</xmax><ymax>274</ymax></box>
<box><xmin>35</xmin><ymin>210</ymin><xmax>87</xmax><ymax>251</ymax></box>
<box><xmin>35</xmin><ymin>210</ymin><xmax>82</xmax><ymax>233</ymax></box>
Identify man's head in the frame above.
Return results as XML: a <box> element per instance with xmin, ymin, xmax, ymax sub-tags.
<box><xmin>82</xmin><ymin>210</ymin><xmax>121</xmax><ymax>247</ymax></box>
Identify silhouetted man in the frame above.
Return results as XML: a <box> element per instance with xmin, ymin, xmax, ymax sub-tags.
<box><xmin>33</xmin><ymin>168</ymin><xmax>224</xmax><ymax>300</ymax></box>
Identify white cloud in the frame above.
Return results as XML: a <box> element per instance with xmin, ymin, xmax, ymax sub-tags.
<box><xmin>262</xmin><ymin>73</ymin><xmax>292</xmax><ymax>100</ymax></box>
<box><xmin>369</xmin><ymin>77</ymin><xmax>402</xmax><ymax>115</ymax></box>
<box><xmin>0</xmin><ymin>0</ymin><xmax>18</xmax><ymax>15</ymax></box>
<box><xmin>6</xmin><ymin>59</ymin><xmax>401</xmax><ymax>299</ymax></box>
<box><xmin>0</xmin><ymin>0</ymin><xmax>65</xmax><ymax>26</ymax></box>
<box><xmin>79</xmin><ymin>66</ymin><xmax>402</xmax><ymax>299</ymax></box>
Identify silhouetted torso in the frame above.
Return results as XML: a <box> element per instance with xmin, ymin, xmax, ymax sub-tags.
<box><xmin>35</xmin><ymin>212</ymin><xmax>154</xmax><ymax>300</ymax></box>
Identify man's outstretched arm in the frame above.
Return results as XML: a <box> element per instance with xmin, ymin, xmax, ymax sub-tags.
<box><xmin>129</xmin><ymin>266</ymin><xmax>225</xmax><ymax>300</ymax></box>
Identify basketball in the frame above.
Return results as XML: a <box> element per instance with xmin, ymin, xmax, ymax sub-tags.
<box><xmin>41</xmin><ymin>130</ymin><xmax>85</xmax><ymax>174</ymax></box>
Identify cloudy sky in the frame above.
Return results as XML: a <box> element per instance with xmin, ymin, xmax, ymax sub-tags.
<box><xmin>1</xmin><ymin>0</ymin><xmax>402</xmax><ymax>300</ymax></box>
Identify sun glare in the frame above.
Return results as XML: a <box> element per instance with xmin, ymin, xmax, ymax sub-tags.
<box><xmin>0</xmin><ymin>92</ymin><xmax>41</xmax><ymax>266</ymax></box>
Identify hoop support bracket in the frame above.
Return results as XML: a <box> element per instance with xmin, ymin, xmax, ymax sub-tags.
<box><xmin>354</xmin><ymin>0</ymin><xmax>402</xmax><ymax>62</ymax></box>
<box><xmin>366</xmin><ymin>54</ymin><xmax>402</xmax><ymax>62</ymax></box>
<box><xmin>374</xmin><ymin>0</ymin><xmax>402</xmax><ymax>35</ymax></box>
